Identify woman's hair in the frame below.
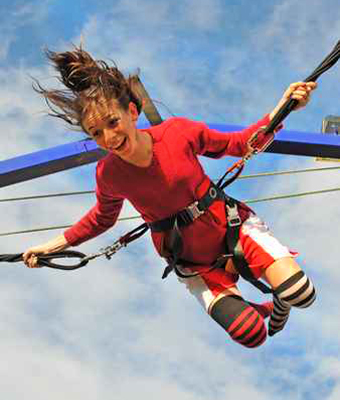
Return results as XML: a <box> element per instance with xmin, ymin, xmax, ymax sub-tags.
<box><xmin>34</xmin><ymin>45</ymin><xmax>143</xmax><ymax>129</ymax></box>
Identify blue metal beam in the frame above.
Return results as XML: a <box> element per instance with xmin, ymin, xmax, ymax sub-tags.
<box><xmin>1</xmin><ymin>123</ymin><xmax>340</xmax><ymax>188</ymax></box>
<box><xmin>0</xmin><ymin>139</ymin><xmax>107</xmax><ymax>188</ymax></box>
<box><xmin>266</xmin><ymin>128</ymin><xmax>340</xmax><ymax>158</ymax></box>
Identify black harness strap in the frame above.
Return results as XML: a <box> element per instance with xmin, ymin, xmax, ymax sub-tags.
<box><xmin>150</xmin><ymin>184</ymin><xmax>222</xmax><ymax>232</ymax></box>
<box><xmin>148</xmin><ymin>181</ymin><xmax>226</xmax><ymax>279</ymax></box>
<box><xmin>120</xmin><ymin>223</ymin><xmax>149</xmax><ymax>244</ymax></box>
<box><xmin>224</xmin><ymin>198</ymin><xmax>273</xmax><ymax>294</ymax></box>
<box><xmin>0</xmin><ymin>250</ymin><xmax>89</xmax><ymax>270</ymax></box>
<box><xmin>0</xmin><ymin>225</ymin><xmax>150</xmax><ymax>270</ymax></box>
<box><xmin>148</xmin><ymin>180</ymin><xmax>273</xmax><ymax>292</ymax></box>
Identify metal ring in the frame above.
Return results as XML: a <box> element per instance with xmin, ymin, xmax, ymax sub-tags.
<box><xmin>209</xmin><ymin>187</ymin><xmax>218</xmax><ymax>198</ymax></box>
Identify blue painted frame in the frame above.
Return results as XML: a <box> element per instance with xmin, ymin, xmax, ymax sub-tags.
<box><xmin>1</xmin><ymin>124</ymin><xmax>340</xmax><ymax>188</ymax></box>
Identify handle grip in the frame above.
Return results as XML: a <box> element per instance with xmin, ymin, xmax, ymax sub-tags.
<box><xmin>0</xmin><ymin>250</ymin><xmax>89</xmax><ymax>270</ymax></box>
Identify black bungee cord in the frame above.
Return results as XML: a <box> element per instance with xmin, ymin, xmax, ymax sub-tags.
<box><xmin>265</xmin><ymin>40</ymin><xmax>340</xmax><ymax>135</ymax></box>
<box><xmin>0</xmin><ymin>251</ymin><xmax>89</xmax><ymax>270</ymax></box>
<box><xmin>0</xmin><ymin>222</ymin><xmax>149</xmax><ymax>270</ymax></box>
<box><xmin>217</xmin><ymin>40</ymin><xmax>340</xmax><ymax>190</ymax></box>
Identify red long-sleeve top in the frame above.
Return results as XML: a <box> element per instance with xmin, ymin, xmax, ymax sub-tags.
<box><xmin>64</xmin><ymin>115</ymin><xmax>272</xmax><ymax>266</ymax></box>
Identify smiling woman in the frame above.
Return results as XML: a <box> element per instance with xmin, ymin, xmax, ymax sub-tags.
<box><xmin>33</xmin><ymin>47</ymin><xmax>153</xmax><ymax>167</ymax></box>
<box><xmin>82</xmin><ymin>99</ymin><xmax>153</xmax><ymax>167</ymax></box>
<box><xmin>24</xmin><ymin>44</ymin><xmax>317</xmax><ymax>348</ymax></box>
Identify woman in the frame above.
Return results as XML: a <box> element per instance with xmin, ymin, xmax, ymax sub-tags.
<box><xmin>24</xmin><ymin>46</ymin><xmax>317</xmax><ymax>348</ymax></box>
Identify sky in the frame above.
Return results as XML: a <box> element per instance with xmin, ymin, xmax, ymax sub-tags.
<box><xmin>0</xmin><ymin>0</ymin><xmax>340</xmax><ymax>399</ymax></box>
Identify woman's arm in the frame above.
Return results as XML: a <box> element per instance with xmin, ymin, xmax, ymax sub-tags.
<box><xmin>23</xmin><ymin>161</ymin><xmax>124</xmax><ymax>268</ymax></box>
<box><xmin>184</xmin><ymin>81</ymin><xmax>318</xmax><ymax>158</ymax></box>
<box><xmin>61</xmin><ymin>159</ymin><xmax>125</xmax><ymax>246</ymax></box>
<box><xmin>23</xmin><ymin>195</ymin><xmax>123</xmax><ymax>268</ymax></box>
<box><xmin>63</xmin><ymin>194</ymin><xmax>124</xmax><ymax>246</ymax></box>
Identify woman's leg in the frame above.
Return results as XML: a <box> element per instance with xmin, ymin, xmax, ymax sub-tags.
<box><xmin>177</xmin><ymin>267</ymin><xmax>272</xmax><ymax>348</ymax></box>
<box><xmin>262</xmin><ymin>257</ymin><xmax>316</xmax><ymax>336</ymax></box>
<box><xmin>209</xmin><ymin>291</ymin><xmax>271</xmax><ymax>348</ymax></box>
<box><xmin>224</xmin><ymin>214</ymin><xmax>317</xmax><ymax>337</ymax></box>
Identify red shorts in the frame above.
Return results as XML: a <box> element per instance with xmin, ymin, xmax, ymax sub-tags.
<box><xmin>177</xmin><ymin>214</ymin><xmax>296</xmax><ymax>312</ymax></box>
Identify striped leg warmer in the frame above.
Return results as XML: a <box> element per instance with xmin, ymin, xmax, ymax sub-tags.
<box><xmin>268</xmin><ymin>270</ymin><xmax>316</xmax><ymax>337</ymax></box>
<box><xmin>210</xmin><ymin>295</ymin><xmax>267</xmax><ymax>348</ymax></box>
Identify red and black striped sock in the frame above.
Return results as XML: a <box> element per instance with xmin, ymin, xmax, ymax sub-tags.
<box><xmin>248</xmin><ymin>301</ymin><xmax>273</xmax><ymax>319</ymax></box>
<box><xmin>210</xmin><ymin>295</ymin><xmax>267</xmax><ymax>348</ymax></box>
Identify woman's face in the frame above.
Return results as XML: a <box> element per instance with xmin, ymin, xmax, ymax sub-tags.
<box><xmin>82</xmin><ymin>99</ymin><xmax>140</xmax><ymax>159</ymax></box>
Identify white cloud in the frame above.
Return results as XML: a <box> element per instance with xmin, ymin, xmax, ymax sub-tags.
<box><xmin>252</xmin><ymin>0</ymin><xmax>340</xmax><ymax>70</ymax></box>
<box><xmin>0</xmin><ymin>0</ymin><xmax>51</xmax><ymax>60</ymax></box>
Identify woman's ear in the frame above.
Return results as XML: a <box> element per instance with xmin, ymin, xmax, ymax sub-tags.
<box><xmin>128</xmin><ymin>102</ymin><xmax>139</xmax><ymax>122</ymax></box>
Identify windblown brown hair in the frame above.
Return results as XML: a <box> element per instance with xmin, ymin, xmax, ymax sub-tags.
<box><xmin>33</xmin><ymin>46</ymin><xmax>143</xmax><ymax>129</ymax></box>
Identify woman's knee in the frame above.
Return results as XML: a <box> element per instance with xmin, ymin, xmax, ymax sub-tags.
<box><xmin>274</xmin><ymin>270</ymin><xmax>316</xmax><ymax>308</ymax></box>
<box><xmin>263</xmin><ymin>258</ymin><xmax>316</xmax><ymax>308</ymax></box>
<box><xmin>263</xmin><ymin>257</ymin><xmax>301</xmax><ymax>289</ymax></box>
<box><xmin>210</xmin><ymin>295</ymin><xmax>267</xmax><ymax>348</ymax></box>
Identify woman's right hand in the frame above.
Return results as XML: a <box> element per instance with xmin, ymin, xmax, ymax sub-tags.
<box><xmin>23</xmin><ymin>234</ymin><xmax>70</xmax><ymax>268</ymax></box>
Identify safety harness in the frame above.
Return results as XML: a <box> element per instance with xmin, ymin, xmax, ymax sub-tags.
<box><xmin>1</xmin><ymin>40</ymin><xmax>339</xmax><ymax>294</ymax></box>
<box><xmin>148</xmin><ymin>179</ymin><xmax>273</xmax><ymax>293</ymax></box>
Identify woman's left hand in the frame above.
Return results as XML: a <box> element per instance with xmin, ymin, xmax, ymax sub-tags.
<box><xmin>269</xmin><ymin>81</ymin><xmax>317</xmax><ymax>120</ymax></box>
<box><xmin>283</xmin><ymin>81</ymin><xmax>317</xmax><ymax>110</ymax></box>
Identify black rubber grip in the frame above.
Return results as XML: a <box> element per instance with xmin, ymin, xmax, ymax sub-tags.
<box><xmin>0</xmin><ymin>250</ymin><xmax>88</xmax><ymax>270</ymax></box>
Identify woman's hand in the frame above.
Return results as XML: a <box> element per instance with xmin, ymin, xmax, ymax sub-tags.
<box><xmin>23</xmin><ymin>234</ymin><xmax>70</xmax><ymax>268</ymax></box>
<box><xmin>23</xmin><ymin>246</ymin><xmax>49</xmax><ymax>268</ymax></box>
<box><xmin>269</xmin><ymin>81</ymin><xmax>318</xmax><ymax>120</ymax></box>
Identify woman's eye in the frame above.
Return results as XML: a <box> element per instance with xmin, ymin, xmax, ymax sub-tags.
<box><xmin>108</xmin><ymin>118</ymin><xmax>119</xmax><ymax>127</ymax></box>
<box><xmin>92</xmin><ymin>130</ymin><xmax>101</xmax><ymax>138</ymax></box>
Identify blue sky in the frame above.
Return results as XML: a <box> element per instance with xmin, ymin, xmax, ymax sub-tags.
<box><xmin>1</xmin><ymin>0</ymin><xmax>340</xmax><ymax>399</ymax></box>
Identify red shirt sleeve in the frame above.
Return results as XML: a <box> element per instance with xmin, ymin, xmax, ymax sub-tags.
<box><xmin>183</xmin><ymin>114</ymin><xmax>272</xmax><ymax>158</ymax></box>
<box><xmin>64</xmin><ymin>162</ymin><xmax>124</xmax><ymax>246</ymax></box>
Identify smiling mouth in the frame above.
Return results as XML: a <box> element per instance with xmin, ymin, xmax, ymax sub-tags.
<box><xmin>112</xmin><ymin>137</ymin><xmax>127</xmax><ymax>151</ymax></box>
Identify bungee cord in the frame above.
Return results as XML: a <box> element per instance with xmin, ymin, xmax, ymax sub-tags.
<box><xmin>216</xmin><ymin>40</ymin><xmax>340</xmax><ymax>190</ymax></box>
<box><xmin>0</xmin><ymin>250</ymin><xmax>88</xmax><ymax>270</ymax></box>
<box><xmin>265</xmin><ymin>40</ymin><xmax>340</xmax><ymax>135</ymax></box>
<box><xmin>0</xmin><ymin>221</ymin><xmax>149</xmax><ymax>270</ymax></box>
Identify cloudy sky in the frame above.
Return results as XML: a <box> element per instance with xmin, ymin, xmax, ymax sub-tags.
<box><xmin>0</xmin><ymin>0</ymin><xmax>340</xmax><ymax>399</ymax></box>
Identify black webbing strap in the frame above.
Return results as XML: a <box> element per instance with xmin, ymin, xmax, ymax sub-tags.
<box><xmin>148</xmin><ymin>181</ymin><xmax>224</xmax><ymax>278</ymax></box>
<box><xmin>262</xmin><ymin>40</ymin><xmax>340</xmax><ymax>138</ymax></box>
<box><xmin>149</xmin><ymin>183</ymin><xmax>224</xmax><ymax>233</ymax></box>
<box><xmin>162</xmin><ymin>217</ymin><xmax>185</xmax><ymax>279</ymax></box>
<box><xmin>225</xmin><ymin>197</ymin><xmax>273</xmax><ymax>294</ymax></box>
<box><xmin>120</xmin><ymin>222</ymin><xmax>149</xmax><ymax>244</ymax></box>
<box><xmin>0</xmin><ymin>250</ymin><xmax>89</xmax><ymax>270</ymax></box>
<box><xmin>0</xmin><ymin>225</ymin><xmax>150</xmax><ymax>271</ymax></box>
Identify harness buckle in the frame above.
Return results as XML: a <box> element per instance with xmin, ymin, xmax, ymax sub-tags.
<box><xmin>97</xmin><ymin>240</ymin><xmax>126</xmax><ymax>260</ymax></box>
<box><xmin>185</xmin><ymin>201</ymin><xmax>205</xmax><ymax>222</ymax></box>
<box><xmin>226</xmin><ymin>203</ymin><xmax>242</xmax><ymax>227</ymax></box>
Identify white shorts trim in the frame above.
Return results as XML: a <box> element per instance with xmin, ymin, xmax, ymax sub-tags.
<box><xmin>241</xmin><ymin>214</ymin><xmax>292</xmax><ymax>261</ymax></box>
<box><xmin>177</xmin><ymin>214</ymin><xmax>293</xmax><ymax>313</ymax></box>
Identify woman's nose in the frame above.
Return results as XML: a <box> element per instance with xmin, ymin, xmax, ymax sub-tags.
<box><xmin>103</xmin><ymin>127</ymin><xmax>115</xmax><ymax>138</ymax></box>
<box><xmin>102</xmin><ymin>128</ymin><xmax>116</xmax><ymax>149</ymax></box>
<box><xmin>95</xmin><ymin>131</ymin><xmax>109</xmax><ymax>148</ymax></box>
